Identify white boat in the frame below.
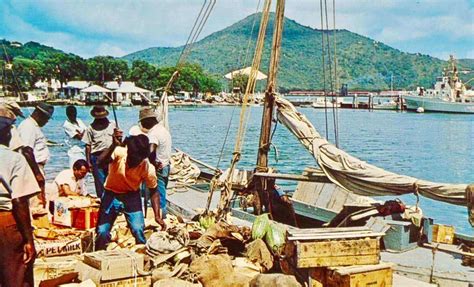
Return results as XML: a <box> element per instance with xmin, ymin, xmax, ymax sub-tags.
<box><xmin>311</xmin><ymin>97</ymin><xmax>341</xmax><ymax>109</ymax></box>
<box><xmin>404</xmin><ymin>55</ymin><xmax>474</xmax><ymax>114</ymax></box>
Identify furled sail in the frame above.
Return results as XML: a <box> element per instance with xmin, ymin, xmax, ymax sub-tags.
<box><xmin>274</xmin><ymin>96</ymin><xmax>469</xmax><ymax>207</ymax></box>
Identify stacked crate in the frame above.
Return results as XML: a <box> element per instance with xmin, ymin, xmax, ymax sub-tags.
<box><xmin>76</xmin><ymin>250</ymin><xmax>150</xmax><ymax>286</ymax></box>
<box><xmin>285</xmin><ymin>227</ymin><xmax>392</xmax><ymax>287</ymax></box>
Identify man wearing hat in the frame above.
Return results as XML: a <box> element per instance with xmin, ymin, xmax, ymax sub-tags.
<box><xmin>138</xmin><ymin>107</ymin><xmax>171</xmax><ymax>223</ymax></box>
<box><xmin>0</xmin><ymin>106</ymin><xmax>40</xmax><ymax>287</ymax></box>
<box><xmin>17</xmin><ymin>103</ymin><xmax>54</xmax><ymax>206</ymax></box>
<box><xmin>0</xmin><ymin>101</ymin><xmax>25</xmax><ymax>151</ymax></box>
<box><xmin>83</xmin><ymin>105</ymin><xmax>116</xmax><ymax>198</ymax></box>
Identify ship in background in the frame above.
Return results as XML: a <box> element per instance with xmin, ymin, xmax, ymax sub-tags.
<box><xmin>404</xmin><ymin>55</ymin><xmax>474</xmax><ymax>114</ymax></box>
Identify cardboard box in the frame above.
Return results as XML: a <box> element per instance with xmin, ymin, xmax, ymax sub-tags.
<box><xmin>53</xmin><ymin>198</ymin><xmax>73</xmax><ymax>226</ymax></box>
<box><xmin>309</xmin><ymin>263</ymin><xmax>393</xmax><ymax>287</ymax></box>
<box><xmin>83</xmin><ymin>250</ymin><xmax>145</xmax><ymax>281</ymax></box>
<box><xmin>35</xmin><ymin>237</ymin><xmax>82</xmax><ymax>257</ymax></box>
<box><xmin>432</xmin><ymin>224</ymin><xmax>455</xmax><ymax>244</ymax></box>
<box><xmin>71</xmin><ymin>207</ymin><xmax>99</xmax><ymax>230</ymax></box>
<box><xmin>34</xmin><ymin>256</ymin><xmax>80</xmax><ymax>286</ymax></box>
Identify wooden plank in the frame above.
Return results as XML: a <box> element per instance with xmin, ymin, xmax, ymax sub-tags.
<box><xmin>296</xmin><ymin>238</ymin><xmax>379</xmax><ymax>258</ymax></box>
<box><xmin>296</xmin><ymin>254</ymin><xmax>380</xmax><ymax>268</ymax></box>
<box><xmin>291</xmin><ymin>199</ymin><xmax>337</xmax><ymax>223</ymax></box>
<box><xmin>332</xmin><ymin>267</ymin><xmax>392</xmax><ymax>287</ymax></box>
<box><xmin>254</xmin><ymin>172</ymin><xmax>331</xmax><ymax>183</ymax></box>
<box><xmin>329</xmin><ymin>262</ymin><xmax>394</xmax><ymax>275</ymax></box>
<box><xmin>288</xmin><ymin>229</ymin><xmax>374</xmax><ymax>236</ymax></box>
<box><xmin>288</xmin><ymin>230</ymin><xmax>377</xmax><ymax>237</ymax></box>
<box><xmin>288</xmin><ymin>226</ymin><xmax>370</xmax><ymax>234</ymax></box>
<box><xmin>288</xmin><ymin>232</ymin><xmax>384</xmax><ymax>241</ymax></box>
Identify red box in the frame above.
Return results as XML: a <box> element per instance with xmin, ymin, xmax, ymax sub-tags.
<box><xmin>71</xmin><ymin>208</ymin><xmax>99</xmax><ymax>230</ymax></box>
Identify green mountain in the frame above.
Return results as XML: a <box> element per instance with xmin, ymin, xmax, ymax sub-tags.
<box><xmin>123</xmin><ymin>13</ymin><xmax>472</xmax><ymax>91</ymax></box>
<box><xmin>1</xmin><ymin>39</ymin><xmax>72</xmax><ymax>60</ymax></box>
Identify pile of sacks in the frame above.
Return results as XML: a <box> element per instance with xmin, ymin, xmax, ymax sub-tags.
<box><xmin>144</xmin><ymin>213</ymin><xmax>301</xmax><ymax>287</ymax></box>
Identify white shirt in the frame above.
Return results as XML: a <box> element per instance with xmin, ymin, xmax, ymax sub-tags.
<box><xmin>148</xmin><ymin>124</ymin><xmax>172</xmax><ymax>166</ymax></box>
<box><xmin>63</xmin><ymin>118</ymin><xmax>87</xmax><ymax>145</ymax></box>
<box><xmin>82</xmin><ymin>122</ymin><xmax>116</xmax><ymax>154</ymax></box>
<box><xmin>17</xmin><ymin>117</ymin><xmax>50</xmax><ymax>163</ymax></box>
<box><xmin>53</xmin><ymin>169</ymin><xmax>88</xmax><ymax>198</ymax></box>
<box><xmin>128</xmin><ymin>124</ymin><xmax>146</xmax><ymax>136</ymax></box>
<box><xmin>0</xmin><ymin>145</ymin><xmax>41</xmax><ymax>211</ymax></box>
<box><xmin>8</xmin><ymin>125</ymin><xmax>24</xmax><ymax>151</ymax></box>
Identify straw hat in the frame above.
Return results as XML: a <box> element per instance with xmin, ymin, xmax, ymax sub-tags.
<box><xmin>90</xmin><ymin>105</ymin><xmax>109</xmax><ymax>119</ymax></box>
<box><xmin>0</xmin><ymin>106</ymin><xmax>16</xmax><ymax>130</ymax></box>
<box><xmin>1</xmin><ymin>101</ymin><xmax>24</xmax><ymax>118</ymax></box>
<box><xmin>35</xmin><ymin>103</ymin><xmax>54</xmax><ymax>118</ymax></box>
<box><xmin>138</xmin><ymin>107</ymin><xmax>157</xmax><ymax>121</ymax></box>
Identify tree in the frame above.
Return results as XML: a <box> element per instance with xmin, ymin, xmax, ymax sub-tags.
<box><xmin>128</xmin><ymin>60</ymin><xmax>158</xmax><ymax>90</ymax></box>
<box><xmin>86</xmin><ymin>56</ymin><xmax>129</xmax><ymax>84</ymax></box>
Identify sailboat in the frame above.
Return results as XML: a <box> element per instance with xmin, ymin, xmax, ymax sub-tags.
<box><xmin>160</xmin><ymin>1</ymin><xmax>473</xmax><ymax>285</ymax></box>
<box><xmin>404</xmin><ymin>56</ymin><xmax>474</xmax><ymax>114</ymax></box>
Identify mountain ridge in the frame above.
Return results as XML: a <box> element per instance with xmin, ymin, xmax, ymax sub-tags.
<box><xmin>123</xmin><ymin>13</ymin><xmax>473</xmax><ymax>91</ymax></box>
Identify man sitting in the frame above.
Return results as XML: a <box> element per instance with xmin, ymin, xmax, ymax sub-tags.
<box><xmin>95</xmin><ymin>131</ymin><xmax>164</xmax><ymax>250</ymax></box>
<box><xmin>54</xmin><ymin>159</ymin><xmax>90</xmax><ymax>197</ymax></box>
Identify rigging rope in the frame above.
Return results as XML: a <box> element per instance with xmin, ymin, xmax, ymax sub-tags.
<box><xmin>1</xmin><ymin>42</ymin><xmax>26</xmax><ymax>99</ymax></box>
<box><xmin>204</xmin><ymin>0</ymin><xmax>264</xmax><ymax>214</ymax></box>
<box><xmin>216</xmin><ymin>0</ymin><xmax>262</xmax><ymax>170</ymax></box>
<box><xmin>215</xmin><ymin>0</ymin><xmax>273</xmax><ymax>219</ymax></box>
<box><xmin>319</xmin><ymin>0</ymin><xmax>329</xmax><ymax>140</ymax></box>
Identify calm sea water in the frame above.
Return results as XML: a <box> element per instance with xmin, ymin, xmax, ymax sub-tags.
<box><xmin>22</xmin><ymin>105</ymin><xmax>473</xmax><ymax>235</ymax></box>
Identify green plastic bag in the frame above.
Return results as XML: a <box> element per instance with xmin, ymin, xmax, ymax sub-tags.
<box><xmin>265</xmin><ymin>223</ymin><xmax>286</xmax><ymax>253</ymax></box>
<box><xmin>251</xmin><ymin>213</ymin><xmax>270</xmax><ymax>240</ymax></box>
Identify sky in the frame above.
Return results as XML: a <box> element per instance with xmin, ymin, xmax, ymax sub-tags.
<box><xmin>0</xmin><ymin>0</ymin><xmax>473</xmax><ymax>60</ymax></box>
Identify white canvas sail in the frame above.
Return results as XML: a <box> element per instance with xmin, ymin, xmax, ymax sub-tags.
<box><xmin>274</xmin><ymin>96</ymin><xmax>469</xmax><ymax>208</ymax></box>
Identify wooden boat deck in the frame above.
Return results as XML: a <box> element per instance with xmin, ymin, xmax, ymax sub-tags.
<box><xmin>165</xmin><ymin>182</ymin><xmax>474</xmax><ymax>287</ymax></box>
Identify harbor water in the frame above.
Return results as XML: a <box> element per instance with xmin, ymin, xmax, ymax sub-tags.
<box><xmin>24</xmin><ymin>105</ymin><xmax>473</xmax><ymax>235</ymax></box>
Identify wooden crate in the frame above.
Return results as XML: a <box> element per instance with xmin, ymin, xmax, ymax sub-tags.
<box><xmin>99</xmin><ymin>276</ymin><xmax>151</xmax><ymax>287</ymax></box>
<box><xmin>83</xmin><ymin>250</ymin><xmax>144</xmax><ymax>281</ymax></box>
<box><xmin>432</xmin><ymin>224</ymin><xmax>455</xmax><ymax>244</ymax></box>
<box><xmin>286</xmin><ymin>227</ymin><xmax>382</xmax><ymax>268</ymax></box>
<box><xmin>34</xmin><ymin>255</ymin><xmax>79</xmax><ymax>286</ymax></box>
<box><xmin>309</xmin><ymin>263</ymin><xmax>393</xmax><ymax>287</ymax></box>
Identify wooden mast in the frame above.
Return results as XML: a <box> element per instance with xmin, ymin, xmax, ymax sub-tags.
<box><xmin>254</xmin><ymin>0</ymin><xmax>285</xmax><ymax>215</ymax></box>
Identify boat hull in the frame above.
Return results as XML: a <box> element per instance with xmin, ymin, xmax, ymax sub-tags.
<box><xmin>404</xmin><ymin>95</ymin><xmax>474</xmax><ymax>114</ymax></box>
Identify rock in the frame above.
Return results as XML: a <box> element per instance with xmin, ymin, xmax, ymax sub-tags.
<box><xmin>249</xmin><ymin>274</ymin><xmax>301</xmax><ymax>287</ymax></box>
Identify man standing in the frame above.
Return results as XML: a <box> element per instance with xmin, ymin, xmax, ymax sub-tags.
<box><xmin>138</xmin><ymin>108</ymin><xmax>172</xmax><ymax>220</ymax></box>
<box><xmin>83</xmin><ymin>106</ymin><xmax>115</xmax><ymax>198</ymax></box>
<box><xmin>63</xmin><ymin>105</ymin><xmax>87</xmax><ymax>167</ymax></box>
<box><xmin>17</xmin><ymin>103</ymin><xmax>54</xmax><ymax>206</ymax></box>
<box><xmin>95</xmin><ymin>132</ymin><xmax>163</xmax><ymax>250</ymax></box>
<box><xmin>0</xmin><ymin>107</ymin><xmax>40</xmax><ymax>287</ymax></box>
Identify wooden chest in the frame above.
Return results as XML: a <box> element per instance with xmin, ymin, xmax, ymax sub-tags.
<box><xmin>309</xmin><ymin>262</ymin><xmax>393</xmax><ymax>287</ymax></box>
<box><xmin>83</xmin><ymin>250</ymin><xmax>145</xmax><ymax>281</ymax></box>
<box><xmin>286</xmin><ymin>227</ymin><xmax>382</xmax><ymax>268</ymax></box>
<box><xmin>432</xmin><ymin>224</ymin><xmax>455</xmax><ymax>244</ymax></box>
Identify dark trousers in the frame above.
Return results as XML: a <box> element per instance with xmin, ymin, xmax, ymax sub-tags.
<box><xmin>0</xmin><ymin>211</ymin><xmax>34</xmax><ymax>287</ymax></box>
<box><xmin>91</xmin><ymin>153</ymin><xmax>108</xmax><ymax>198</ymax></box>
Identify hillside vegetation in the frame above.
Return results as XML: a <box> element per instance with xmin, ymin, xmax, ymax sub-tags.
<box><xmin>124</xmin><ymin>13</ymin><xmax>472</xmax><ymax>91</ymax></box>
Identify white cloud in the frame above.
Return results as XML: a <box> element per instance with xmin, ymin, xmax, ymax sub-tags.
<box><xmin>1</xmin><ymin>0</ymin><xmax>472</xmax><ymax>58</ymax></box>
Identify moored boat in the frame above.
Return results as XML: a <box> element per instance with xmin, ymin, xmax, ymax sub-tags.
<box><xmin>404</xmin><ymin>56</ymin><xmax>474</xmax><ymax>114</ymax></box>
